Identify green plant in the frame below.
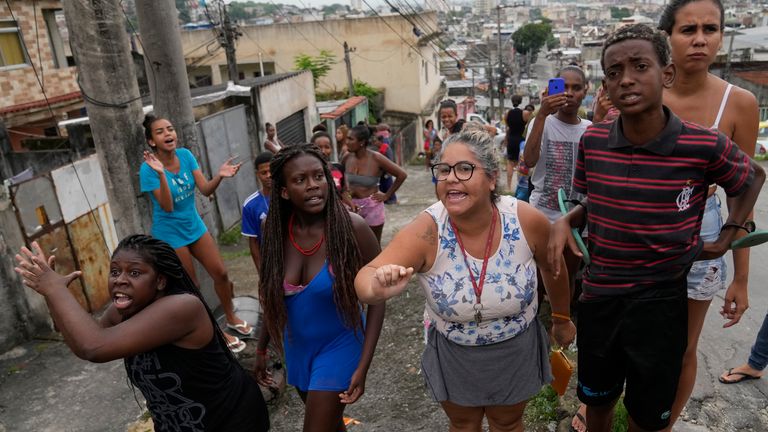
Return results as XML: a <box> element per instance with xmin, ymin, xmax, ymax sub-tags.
<box><xmin>294</xmin><ymin>50</ymin><xmax>337</xmax><ymax>87</ymax></box>
<box><xmin>612</xmin><ymin>399</ymin><xmax>629</xmax><ymax>432</ymax></box>
<box><xmin>524</xmin><ymin>385</ymin><xmax>560</xmax><ymax>424</ymax></box>
<box><xmin>221</xmin><ymin>249</ymin><xmax>251</xmax><ymax>260</ymax></box>
<box><xmin>218</xmin><ymin>223</ymin><xmax>242</xmax><ymax>246</ymax></box>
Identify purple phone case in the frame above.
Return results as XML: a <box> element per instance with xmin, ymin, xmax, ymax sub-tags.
<box><xmin>548</xmin><ymin>78</ymin><xmax>565</xmax><ymax>95</ymax></box>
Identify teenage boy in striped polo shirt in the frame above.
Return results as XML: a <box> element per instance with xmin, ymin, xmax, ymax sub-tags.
<box><xmin>549</xmin><ymin>24</ymin><xmax>765</xmax><ymax>432</ymax></box>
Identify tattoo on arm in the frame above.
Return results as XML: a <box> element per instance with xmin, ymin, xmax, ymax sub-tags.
<box><xmin>420</xmin><ymin>225</ymin><xmax>437</xmax><ymax>245</ymax></box>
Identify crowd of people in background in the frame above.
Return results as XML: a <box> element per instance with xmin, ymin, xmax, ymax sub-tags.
<box><xmin>13</xmin><ymin>1</ymin><xmax>768</xmax><ymax>430</ymax></box>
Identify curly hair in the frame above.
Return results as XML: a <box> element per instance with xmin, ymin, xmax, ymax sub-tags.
<box><xmin>601</xmin><ymin>24</ymin><xmax>670</xmax><ymax>69</ymax></box>
<box><xmin>258</xmin><ymin>144</ymin><xmax>363</xmax><ymax>348</ymax></box>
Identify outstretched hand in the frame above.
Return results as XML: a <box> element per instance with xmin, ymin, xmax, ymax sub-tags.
<box><xmin>218</xmin><ymin>156</ymin><xmax>243</xmax><ymax>178</ymax></box>
<box><xmin>143</xmin><ymin>151</ymin><xmax>165</xmax><ymax>174</ymax></box>
<box><xmin>14</xmin><ymin>242</ymin><xmax>81</xmax><ymax>296</ymax></box>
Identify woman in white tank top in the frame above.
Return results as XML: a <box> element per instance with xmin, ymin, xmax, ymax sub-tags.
<box><xmin>355</xmin><ymin>126</ymin><xmax>576</xmax><ymax>430</ymax></box>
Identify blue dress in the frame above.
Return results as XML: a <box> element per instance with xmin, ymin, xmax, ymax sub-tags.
<box><xmin>139</xmin><ymin>148</ymin><xmax>207</xmax><ymax>248</ymax></box>
<box><xmin>284</xmin><ymin>262</ymin><xmax>364</xmax><ymax>392</ymax></box>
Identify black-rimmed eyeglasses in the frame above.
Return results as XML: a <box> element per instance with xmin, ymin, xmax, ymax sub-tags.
<box><xmin>431</xmin><ymin>162</ymin><xmax>476</xmax><ymax>182</ymax></box>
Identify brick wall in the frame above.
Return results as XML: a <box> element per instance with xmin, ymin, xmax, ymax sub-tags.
<box><xmin>0</xmin><ymin>0</ymin><xmax>79</xmax><ymax>109</ymax></box>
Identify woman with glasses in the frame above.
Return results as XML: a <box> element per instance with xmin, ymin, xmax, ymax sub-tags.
<box><xmin>354</xmin><ymin>126</ymin><xmax>575</xmax><ymax>431</ymax></box>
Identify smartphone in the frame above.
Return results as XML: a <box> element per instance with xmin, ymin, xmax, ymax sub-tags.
<box><xmin>548</xmin><ymin>78</ymin><xmax>565</xmax><ymax>96</ymax></box>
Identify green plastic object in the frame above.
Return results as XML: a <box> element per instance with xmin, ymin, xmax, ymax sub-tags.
<box><xmin>557</xmin><ymin>188</ymin><xmax>591</xmax><ymax>265</ymax></box>
<box><xmin>731</xmin><ymin>230</ymin><xmax>768</xmax><ymax>249</ymax></box>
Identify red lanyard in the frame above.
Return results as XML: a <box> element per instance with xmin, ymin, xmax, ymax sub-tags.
<box><xmin>449</xmin><ymin>207</ymin><xmax>497</xmax><ymax>322</ymax></box>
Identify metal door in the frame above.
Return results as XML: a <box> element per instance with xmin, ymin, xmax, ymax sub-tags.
<box><xmin>198</xmin><ymin>105</ymin><xmax>258</xmax><ymax>230</ymax></box>
<box><xmin>277</xmin><ymin>109</ymin><xmax>307</xmax><ymax>146</ymax></box>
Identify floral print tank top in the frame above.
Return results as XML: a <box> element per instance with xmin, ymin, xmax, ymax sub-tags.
<box><xmin>419</xmin><ymin>196</ymin><xmax>538</xmax><ymax>346</ymax></box>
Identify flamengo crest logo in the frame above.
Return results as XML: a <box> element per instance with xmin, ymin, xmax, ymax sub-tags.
<box><xmin>676</xmin><ymin>180</ymin><xmax>694</xmax><ymax>212</ymax></box>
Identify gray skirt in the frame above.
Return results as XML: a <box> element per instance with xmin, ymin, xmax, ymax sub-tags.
<box><xmin>422</xmin><ymin>318</ymin><xmax>552</xmax><ymax>407</ymax></box>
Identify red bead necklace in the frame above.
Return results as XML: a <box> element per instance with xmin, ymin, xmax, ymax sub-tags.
<box><xmin>288</xmin><ymin>213</ymin><xmax>325</xmax><ymax>256</ymax></box>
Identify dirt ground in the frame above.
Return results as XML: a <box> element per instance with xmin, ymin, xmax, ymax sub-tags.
<box><xmin>221</xmin><ymin>163</ymin><xmax>575</xmax><ymax>432</ymax></box>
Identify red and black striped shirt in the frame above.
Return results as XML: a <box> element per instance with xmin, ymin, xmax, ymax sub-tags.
<box><xmin>573</xmin><ymin>107</ymin><xmax>755</xmax><ymax>296</ymax></box>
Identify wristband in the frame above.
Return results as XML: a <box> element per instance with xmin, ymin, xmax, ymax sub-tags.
<box><xmin>551</xmin><ymin>312</ymin><xmax>571</xmax><ymax>322</ymax></box>
<box><xmin>255</xmin><ymin>348</ymin><xmax>267</xmax><ymax>356</ymax></box>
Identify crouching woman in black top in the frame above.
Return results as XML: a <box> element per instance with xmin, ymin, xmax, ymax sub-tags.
<box><xmin>14</xmin><ymin>234</ymin><xmax>269</xmax><ymax>432</ymax></box>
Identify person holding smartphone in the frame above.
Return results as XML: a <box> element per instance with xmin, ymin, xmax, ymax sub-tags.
<box><xmin>522</xmin><ymin>67</ymin><xmax>591</xmax><ymax>307</ymax></box>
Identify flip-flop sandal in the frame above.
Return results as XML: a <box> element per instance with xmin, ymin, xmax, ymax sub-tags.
<box><xmin>722</xmin><ymin>221</ymin><xmax>768</xmax><ymax>249</ymax></box>
<box><xmin>226</xmin><ymin>320</ymin><xmax>253</xmax><ymax>336</ymax></box>
<box><xmin>226</xmin><ymin>336</ymin><xmax>247</xmax><ymax>354</ymax></box>
<box><xmin>718</xmin><ymin>368</ymin><xmax>762</xmax><ymax>384</ymax></box>
<box><xmin>558</xmin><ymin>188</ymin><xmax>591</xmax><ymax>265</ymax></box>
<box><xmin>569</xmin><ymin>410</ymin><xmax>588</xmax><ymax>432</ymax></box>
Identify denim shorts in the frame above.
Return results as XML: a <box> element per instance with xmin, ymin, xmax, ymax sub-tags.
<box><xmin>687</xmin><ymin>195</ymin><xmax>726</xmax><ymax>301</ymax></box>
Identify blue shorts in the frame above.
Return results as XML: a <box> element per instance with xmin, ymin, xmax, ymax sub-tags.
<box><xmin>687</xmin><ymin>195</ymin><xmax>726</xmax><ymax>301</ymax></box>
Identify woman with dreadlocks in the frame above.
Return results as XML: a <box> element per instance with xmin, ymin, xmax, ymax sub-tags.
<box><xmin>13</xmin><ymin>235</ymin><xmax>269</xmax><ymax>431</ymax></box>
<box><xmin>253</xmin><ymin>144</ymin><xmax>385</xmax><ymax>431</ymax></box>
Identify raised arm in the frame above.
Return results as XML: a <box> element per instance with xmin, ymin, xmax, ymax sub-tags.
<box><xmin>354</xmin><ymin>212</ymin><xmax>433</xmax><ymax>304</ymax></box>
<box><xmin>14</xmin><ymin>243</ymin><xmax>207</xmax><ymax>363</ymax></box>
<box><xmin>193</xmin><ymin>156</ymin><xmax>242</xmax><ymax>197</ymax></box>
<box><xmin>523</xmin><ymin>90</ymin><xmax>566</xmax><ymax>167</ymax></box>
<box><xmin>142</xmin><ymin>151</ymin><xmax>173</xmax><ymax>212</ymax></box>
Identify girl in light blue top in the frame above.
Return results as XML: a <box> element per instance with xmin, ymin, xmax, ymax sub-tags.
<box><xmin>139</xmin><ymin>115</ymin><xmax>251</xmax><ymax>353</ymax></box>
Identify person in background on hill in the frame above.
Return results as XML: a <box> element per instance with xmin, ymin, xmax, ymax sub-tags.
<box><xmin>14</xmin><ymin>235</ymin><xmax>270</xmax><ymax>431</ymax></box>
<box><xmin>253</xmin><ymin>144</ymin><xmax>385</xmax><ymax>431</ymax></box>
<box><xmin>336</xmin><ymin>124</ymin><xmax>350</xmax><ymax>160</ymax></box>
<box><xmin>312</xmin><ymin>131</ymin><xmax>355</xmax><ymax>210</ymax></box>
<box><xmin>355</xmin><ymin>126</ymin><xmax>575</xmax><ymax>432</ymax></box>
<box><xmin>504</xmin><ymin>94</ymin><xmax>527</xmax><ymax>192</ymax></box>
<box><xmin>343</xmin><ymin>125</ymin><xmax>407</xmax><ymax>243</ymax></box>
<box><xmin>376</xmin><ymin>123</ymin><xmax>398</xmax><ymax>205</ymax></box>
<box><xmin>139</xmin><ymin>115</ymin><xmax>251</xmax><ymax>353</ymax></box>
<box><xmin>424</xmin><ymin>119</ymin><xmax>438</xmax><ymax>170</ymax></box>
<box><xmin>242</xmin><ymin>151</ymin><xmax>273</xmax><ymax>277</ymax></box>
<box><xmin>264</xmin><ymin>122</ymin><xmax>283</xmax><ymax>154</ymax></box>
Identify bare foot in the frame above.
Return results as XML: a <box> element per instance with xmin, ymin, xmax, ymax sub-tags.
<box><xmin>571</xmin><ymin>404</ymin><xmax>587</xmax><ymax>432</ymax></box>
<box><xmin>719</xmin><ymin>364</ymin><xmax>763</xmax><ymax>384</ymax></box>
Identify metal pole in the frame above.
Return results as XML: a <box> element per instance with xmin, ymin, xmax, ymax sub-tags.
<box><xmin>488</xmin><ymin>51</ymin><xmax>494</xmax><ymax>121</ymax></box>
<box><xmin>258</xmin><ymin>52</ymin><xmax>265</xmax><ymax>77</ymax></box>
<box><xmin>497</xmin><ymin>5</ymin><xmax>505</xmax><ymax>121</ymax></box>
<box><xmin>723</xmin><ymin>29</ymin><xmax>735</xmax><ymax>81</ymax></box>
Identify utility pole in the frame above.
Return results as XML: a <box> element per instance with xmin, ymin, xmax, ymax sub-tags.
<box><xmin>135</xmin><ymin>0</ymin><xmax>200</xmax><ymax>157</ymax></box>
<box><xmin>61</xmin><ymin>0</ymin><xmax>147</xmax><ymax>237</ymax></box>
<box><xmin>488</xmin><ymin>51</ymin><xmax>494</xmax><ymax>121</ymax></box>
<box><xmin>497</xmin><ymin>5</ymin><xmax>505</xmax><ymax>121</ymax></box>
<box><xmin>344</xmin><ymin>41</ymin><xmax>356</xmax><ymax>97</ymax></box>
<box><xmin>220</xmin><ymin>2</ymin><xmax>239</xmax><ymax>84</ymax></box>
<box><xmin>723</xmin><ymin>28</ymin><xmax>736</xmax><ymax>81</ymax></box>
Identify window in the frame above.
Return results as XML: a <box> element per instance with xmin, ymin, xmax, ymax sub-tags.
<box><xmin>0</xmin><ymin>20</ymin><xmax>27</xmax><ymax>68</ymax></box>
<box><xmin>43</xmin><ymin>9</ymin><xmax>71</xmax><ymax>69</ymax></box>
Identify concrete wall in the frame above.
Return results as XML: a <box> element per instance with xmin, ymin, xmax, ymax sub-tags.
<box><xmin>253</xmin><ymin>71</ymin><xmax>318</xmax><ymax>146</ymax></box>
<box><xmin>0</xmin><ymin>1</ymin><xmax>79</xmax><ymax>109</ymax></box>
<box><xmin>179</xmin><ymin>13</ymin><xmax>442</xmax><ymax>115</ymax></box>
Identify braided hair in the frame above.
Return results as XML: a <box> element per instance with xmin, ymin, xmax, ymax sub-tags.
<box><xmin>114</xmin><ymin>234</ymin><xmax>239</xmax><ymax>365</ymax></box>
<box><xmin>259</xmin><ymin>144</ymin><xmax>363</xmax><ymax>347</ymax></box>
